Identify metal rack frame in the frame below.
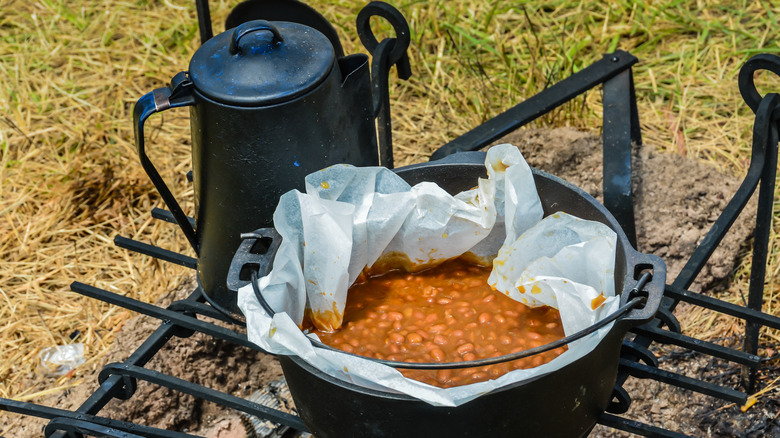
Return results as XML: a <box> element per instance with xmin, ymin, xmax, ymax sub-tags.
<box><xmin>2</xmin><ymin>40</ymin><xmax>780</xmax><ymax>438</ymax></box>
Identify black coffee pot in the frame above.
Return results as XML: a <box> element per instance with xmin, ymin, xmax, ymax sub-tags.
<box><xmin>133</xmin><ymin>2</ymin><xmax>410</xmax><ymax>314</ymax></box>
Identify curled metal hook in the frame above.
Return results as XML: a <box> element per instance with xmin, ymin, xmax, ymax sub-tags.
<box><xmin>738</xmin><ymin>53</ymin><xmax>780</xmax><ymax>116</ymax></box>
<box><xmin>356</xmin><ymin>1</ymin><xmax>412</xmax><ymax>78</ymax></box>
<box><xmin>356</xmin><ymin>1</ymin><xmax>413</xmax><ymax>169</ymax></box>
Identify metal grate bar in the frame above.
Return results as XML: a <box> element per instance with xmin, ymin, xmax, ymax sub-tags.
<box><xmin>602</xmin><ymin>67</ymin><xmax>640</xmax><ymax>247</ymax></box>
<box><xmin>50</xmin><ymin>289</ymin><xmax>205</xmax><ymax>434</ymax></box>
<box><xmin>430</xmin><ymin>51</ymin><xmax>638</xmax><ymax>159</ymax></box>
<box><xmin>619</xmin><ymin>82</ymin><xmax>780</xmax><ymax>394</ymax></box>
<box><xmin>45</xmin><ymin>287</ymin><xmax>297</xmax><ymax>438</ymax></box>
<box><xmin>114</xmin><ymin>235</ymin><xmax>197</xmax><ymax>269</ymax></box>
<box><xmin>194</xmin><ymin>0</ymin><xmax>213</xmax><ymax>43</ymax></box>
<box><xmin>0</xmin><ymin>398</ymin><xmax>197</xmax><ymax>438</ymax></box>
<box><xmin>597</xmin><ymin>413</ymin><xmax>692</xmax><ymax>438</ymax></box>
<box><xmin>742</xmin><ymin>91</ymin><xmax>780</xmax><ymax>390</ymax></box>
<box><xmin>630</xmin><ymin>325</ymin><xmax>761</xmax><ymax>366</ymax></box>
<box><xmin>70</xmin><ymin>282</ymin><xmax>259</xmax><ymax>351</ymax></box>
<box><xmin>663</xmin><ymin>285</ymin><xmax>780</xmax><ymax>330</ymax></box>
<box><xmin>99</xmin><ymin>363</ymin><xmax>308</xmax><ymax>432</ymax></box>
<box><xmin>619</xmin><ymin>359</ymin><xmax>747</xmax><ymax>404</ymax></box>
<box><xmin>168</xmin><ymin>300</ymin><xmax>246</xmax><ymax>326</ymax></box>
<box><xmin>151</xmin><ymin>207</ymin><xmax>196</xmax><ymax>228</ymax></box>
<box><xmin>46</xmin><ymin>417</ymin><xmax>147</xmax><ymax>438</ymax></box>
<box><xmin>670</xmin><ymin>93</ymin><xmax>777</xmax><ymax>297</ymax></box>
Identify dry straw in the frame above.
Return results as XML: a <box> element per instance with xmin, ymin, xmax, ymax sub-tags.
<box><xmin>0</xmin><ymin>0</ymin><xmax>778</xmax><ymax>404</ymax></box>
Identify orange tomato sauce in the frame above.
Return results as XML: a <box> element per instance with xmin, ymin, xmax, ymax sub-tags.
<box><xmin>311</xmin><ymin>258</ymin><xmax>567</xmax><ymax>388</ymax></box>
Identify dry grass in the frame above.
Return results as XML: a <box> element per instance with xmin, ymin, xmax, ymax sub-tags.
<box><xmin>0</xmin><ymin>0</ymin><xmax>778</xmax><ymax>405</ymax></box>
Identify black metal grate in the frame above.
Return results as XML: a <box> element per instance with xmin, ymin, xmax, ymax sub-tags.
<box><xmin>2</xmin><ymin>7</ymin><xmax>780</xmax><ymax>435</ymax></box>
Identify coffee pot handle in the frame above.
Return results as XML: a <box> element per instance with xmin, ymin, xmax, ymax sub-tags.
<box><xmin>133</xmin><ymin>72</ymin><xmax>200</xmax><ymax>254</ymax></box>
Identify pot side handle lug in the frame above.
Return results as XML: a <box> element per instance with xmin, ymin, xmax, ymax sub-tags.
<box><xmin>226</xmin><ymin>228</ymin><xmax>282</xmax><ymax>293</ymax></box>
<box><xmin>616</xmin><ymin>252</ymin><xmax>666</xmax><ymax>331</ymax></box>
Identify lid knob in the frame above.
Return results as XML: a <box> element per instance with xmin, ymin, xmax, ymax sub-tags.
<box><xmin>229</xmin><ymin>20</ymin><xmax>285</xmax><ymax>55</ymax></box>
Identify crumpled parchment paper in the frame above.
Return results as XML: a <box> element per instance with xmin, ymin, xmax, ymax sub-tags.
<box><xmin>238</xmin><ymin>144</ymin><xmax>619</xmax><ymax>406</ymax></box>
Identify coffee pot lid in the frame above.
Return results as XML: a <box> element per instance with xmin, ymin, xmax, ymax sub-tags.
<box><xmin>189</xmin><ymin>20</ymin><xmax>335</xmax><ymax>106</ymax></box>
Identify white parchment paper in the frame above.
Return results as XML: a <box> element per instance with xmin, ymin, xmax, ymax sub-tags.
<box><xmin>238</xmin><ymin>144</ymin><xmax>619</xmax><ymax>406</ymax></box>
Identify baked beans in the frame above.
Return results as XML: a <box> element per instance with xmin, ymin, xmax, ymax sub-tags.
<box><xmin>312</xmin><ymin>259</ymin><xmax>566</xmax><ymax>388</ymax></box>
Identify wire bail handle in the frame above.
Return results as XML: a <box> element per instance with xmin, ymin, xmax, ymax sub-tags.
<box><xmin>238</xmin><ymin>230</ymin><xmax>661</xmax><ymax>370</ymax></box>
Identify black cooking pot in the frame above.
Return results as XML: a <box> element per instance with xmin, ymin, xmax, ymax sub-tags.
<box><xmin>229</xmin><ymin>153</ymin><xmax>665</xmax><ymax>437</ymax></box>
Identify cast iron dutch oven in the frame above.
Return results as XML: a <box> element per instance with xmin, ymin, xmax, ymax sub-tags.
<box><xmin>228</xmin><ymin>152</ymin><xmax>665</xmax><ymax>438</ymax></box>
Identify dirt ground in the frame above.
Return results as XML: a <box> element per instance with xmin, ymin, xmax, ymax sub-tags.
<box><xmin>2</xmin><ymin>128</ymin><xmax>778</xmax><ymax>437</ymax></box>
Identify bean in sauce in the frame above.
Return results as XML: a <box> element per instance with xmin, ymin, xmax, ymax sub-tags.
<box><xmin>312</xmin><ymin>259</ymin><xmax>567</xmax><ymax>388</ymax></box>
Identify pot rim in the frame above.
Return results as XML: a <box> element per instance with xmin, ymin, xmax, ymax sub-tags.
<box><xmin>275</xmin><ymin>160</ymin><xmax>663</xmax><ymax>400</ymax></box>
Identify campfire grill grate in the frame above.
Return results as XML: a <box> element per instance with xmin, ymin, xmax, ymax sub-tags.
<box><xmin>2</xmin><ymin>3</ymin><xmax>780</xmax><ymax>437</ymax></box>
